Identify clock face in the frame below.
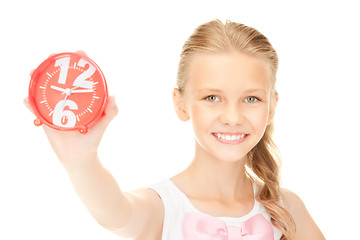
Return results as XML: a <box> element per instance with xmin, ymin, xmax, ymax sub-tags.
<box><xmin>29</xmin><ymin>53</ymin><xmax>108</xmax><ymax>133</ymax></box>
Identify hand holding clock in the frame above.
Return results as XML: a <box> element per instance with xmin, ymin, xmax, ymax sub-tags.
<box><xmin>25</xmin><ymin>51</ymin><xmax>118</xmax><ymax>167</ymax></box>
<box><xmin>25</xmin><ymin>51</ymin><xmax>136</xmax><ymax>238</ymax></box>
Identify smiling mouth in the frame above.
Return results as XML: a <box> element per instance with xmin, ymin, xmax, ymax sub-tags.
<box><xmin>212</xmin><ymin>132</ymin><xmax>248</xmax><ymax>144</ymax></box>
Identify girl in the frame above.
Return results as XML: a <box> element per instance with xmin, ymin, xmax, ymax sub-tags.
<box><xmin>25</xmin><ymin>20</ymin><xmax>325</xmax><ymax>239</ymax></box>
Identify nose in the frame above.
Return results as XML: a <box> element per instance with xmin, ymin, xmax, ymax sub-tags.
<box><xmin>220</xmin><ymin>103</ymin><xmax>244</xmax><ymax>126</ymax></box>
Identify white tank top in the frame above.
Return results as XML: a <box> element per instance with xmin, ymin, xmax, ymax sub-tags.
<box><xmin>148</xmin><ymin>179</ymin><xmax>283</xmax><ymax>240</ymax></box>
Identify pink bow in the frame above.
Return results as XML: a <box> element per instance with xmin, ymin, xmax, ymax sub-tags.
<box><xmin>182</xmin><ymin>212</ymin><xmax>274</xmax><ymax>240</ymax></box>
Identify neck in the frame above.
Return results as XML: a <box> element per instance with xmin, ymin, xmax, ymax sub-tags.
<box><xmin>174</xmin><ymin>142</ymin><xmax>253</xmax><ymax>201</ymax></box>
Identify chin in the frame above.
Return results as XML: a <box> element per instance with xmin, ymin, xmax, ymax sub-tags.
<box><xmin>214</xmin><ymin>152</ymin><xmax>249</xmax><ymax>164</ymax></box>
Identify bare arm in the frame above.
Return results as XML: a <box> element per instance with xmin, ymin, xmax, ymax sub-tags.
<box><xmin>63</xmin><ymin>154</ymin><xmax>164</xmax><ymax>238</ymax></box>
<box><xmin>281</xmin><ymin>189</ymin><xmax>326</xmax><ymax>240</ymax></box>
<box><xmin>63</xmin><ymin>154</ymin><xmax>131</xmax><ymax>229</ymax></box>
<box><xmin>25</xmin><ymin>95</ymin><xmax>163</xmax><ymax>238</ymax></box>
<box><xmin>25</xmin><ymin>56</ymin><xmax>163</xmax><ymax>237</ymax></box>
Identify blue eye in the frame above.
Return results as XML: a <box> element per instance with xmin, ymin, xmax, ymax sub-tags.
<box><xmin>205</xmin><ymin>95</ymin><xmax>220</xmax><ymax>102</ymax></box>
<box><xmin>244</xmin><ymin>96</ymin><xmax>259</xmax><ymax>103</ymax></box>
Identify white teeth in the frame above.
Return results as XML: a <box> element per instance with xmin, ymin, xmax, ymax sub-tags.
<box><xmin>214</xmin><ymin>133</ymin><xmax>246</xmax><ymax>141</ymax></box>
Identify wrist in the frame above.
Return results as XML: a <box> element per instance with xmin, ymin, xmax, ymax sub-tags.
<box><xmin>60</xmin><ymin>151</ymin><xmax>99</xmax><ymax>172</ymax></box>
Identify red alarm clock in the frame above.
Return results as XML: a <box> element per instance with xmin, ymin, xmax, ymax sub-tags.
<box><xmin>28</xmin><ymin>52</ymin><xmax>108</xmax><ymax>134</ymax></box>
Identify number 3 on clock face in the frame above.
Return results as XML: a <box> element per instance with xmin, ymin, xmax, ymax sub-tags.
<box><xmin>28</xmin><ymin>52</ymin><xmax>108</xmax><ymax>134</ymax></box>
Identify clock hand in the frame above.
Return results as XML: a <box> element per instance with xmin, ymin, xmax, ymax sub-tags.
<box><xmin>59</xmin><ymin>87</ymin><xmax>93</xmax><ymax>110</ymax></box>
<box><xmin>51</xmin><ymin>85</ymin><xmax>93</xmax><ymax>96</ymax></box>
<box><xmin>50</xmin><ymin>85</ymin><xmax>66</xmax><ymax>93</ymax></box>
<box><xmin>60</xmin><ymin>85</ymin><xmax>73</xmax><ymax>109</ymax></box>
<box><xmin>71</xmin><ymin>89</ymin><xmax>94</xmax><ymax>93</ymax></box>
<box><xmin>61</xmin><ymin>94</ymin><xmax>69</xmax><ymax>110</ymax></box>
<box><xmin>70</xmin><ymin>81</ymin><xmax>94</xmax><ymax>91</ymax></box>
<box><xmin>51</xmin><ymin>83</ymin><xmax>93</xmax><ymax>114</ymax></box>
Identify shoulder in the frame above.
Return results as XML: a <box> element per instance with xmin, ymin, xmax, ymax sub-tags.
<box><xmin>280</xmin><ymin>188</ymin><xmax>304</xmax><ymax>214</ymax></box>
<box><xmin>114</xmin><ymin>188</ymin><xmax>164</xmax><ymax>239</ymax></box>
<box><xmin>280</xmin><ymin>188</ymin><xmax>325</xmax><ymax>240</ymax></box>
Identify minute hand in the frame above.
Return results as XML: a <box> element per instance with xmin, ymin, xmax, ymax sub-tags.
<box><xmin>71</xmin><ymin>89</ymin><xmax>94</xmax><ymax>93</ymax></box>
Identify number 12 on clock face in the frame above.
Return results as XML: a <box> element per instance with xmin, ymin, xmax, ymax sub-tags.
<box><xmin>29</xmin><ymin>52</ymin><xmax>108</xmax><ymax>134</ymax></box>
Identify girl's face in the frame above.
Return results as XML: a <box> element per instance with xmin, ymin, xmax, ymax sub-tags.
<box><xmin>174</xmin><ymin>52</ymin><xmax>277</xmax><ymax>163</ymax></box>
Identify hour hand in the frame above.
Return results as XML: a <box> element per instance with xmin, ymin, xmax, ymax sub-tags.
<box><xmin>50</xmin><ymin>85</ymin><xmax>66</xmax><ymax>93</ymax></box>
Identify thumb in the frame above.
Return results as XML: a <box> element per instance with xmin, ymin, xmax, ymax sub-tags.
<box><xmin>93</xmin><ymin>95</ymin><xmax>118</xmax><ymax>132</ymax></box>
<box><xmin>23</xmin><ymin>97</ymin><xmax>33</xmax><ymax>114</ymax></box>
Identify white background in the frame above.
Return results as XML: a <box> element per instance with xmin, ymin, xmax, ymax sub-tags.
<box><xmin>1</xmin><ymin>0</ymin><xmax>359</xmax><ymax>239</ymax></box>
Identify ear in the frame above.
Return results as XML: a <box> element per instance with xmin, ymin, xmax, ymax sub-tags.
<box><xmin>172</xmin><ymin>88</ymin><xmax>189</xmax><ymax>122</ymax></box>
<box><xmin>267</xmin><ymin>92</ymin><xmax>279</xmax><ymax>125</ymax></box>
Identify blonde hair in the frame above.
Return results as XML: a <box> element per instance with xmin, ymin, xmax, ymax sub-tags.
<box><xmin>176</xmin><ymin>19</ymin><xmax>296</xmax><ymax>239</ymax></box>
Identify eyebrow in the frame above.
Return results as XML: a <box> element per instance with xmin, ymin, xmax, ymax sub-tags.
<box><xmin>198</xmin><ymin>88</ymin><xmax>268</xmax><ymax>95</ymax></box>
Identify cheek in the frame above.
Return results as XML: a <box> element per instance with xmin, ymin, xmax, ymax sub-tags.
<box><xmin>246</xmin><ymin>107</ymin><xmax>269</xmax><ymax>133</ymax></box>
<box><xmin>189</xmin><ymin>104</ymin><xmax>217</xmax><ymax>132</ymax></box>
<box><xmin>190</xmin><ymin>104</ymin><xmax>206</xmax><ymax>125</ymax></box>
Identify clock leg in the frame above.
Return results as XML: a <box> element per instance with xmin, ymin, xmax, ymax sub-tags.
<box><xmin>79</xmin><ymin>126</ymin><xmax>88</xmax><ymax>134</ymax></box>
<box><xmin>34</xmin><ymin>118</ymin><xmax>42</xmax><ymax>126</ymax></box>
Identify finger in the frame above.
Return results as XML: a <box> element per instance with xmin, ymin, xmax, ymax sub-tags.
<box><xmin>93</xmin><ymin>96</ymin><xmax>118</xmax><ymax>132</ymax></box>
<box><xmin>29</xmin><ymin>69</ymin><xmax>35</xmax><ymax>77</ymax></box>
<box><xmin>75</xmin><ymin>50</ymin><xmax>88</xmax><ymax>57</ymax></box>
<box><xmin>103</xmin><ymin>95</ymin><xmax>118</xmax><ymax>123</ymax></box>
<box><xmin>23</xmin><ymin>97</ymin><xmax>33</xmax><ymax>113</ymax></box>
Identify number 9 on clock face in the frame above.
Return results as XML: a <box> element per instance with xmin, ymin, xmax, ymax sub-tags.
<box><xmin>28</xmin><ymin>52</ymin><xmax>108</xmax><ymax>134</ymax></box>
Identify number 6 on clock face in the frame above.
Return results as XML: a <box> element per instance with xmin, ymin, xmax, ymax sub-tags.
<box><xmin>29</xmin><ymin>52</ymin><xmax>108</xmax><ymax>134</ymax></box>
<box><xmin>53</xmin><ymin>99</ymin><xmax>78</xmax><ymax>128</ymax></box>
